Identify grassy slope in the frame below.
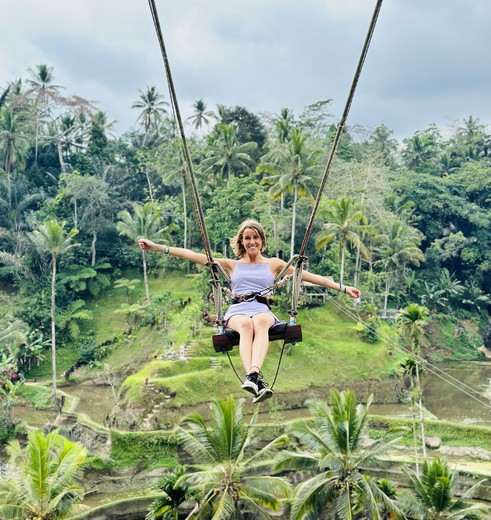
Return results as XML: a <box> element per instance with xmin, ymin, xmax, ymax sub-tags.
<box><xmin>89</xmin><ymin>271</ymin><xmax>406</xmax><ymax>409</ymax></box>
<box><xmin>25</xmin><ymin>269</ymin><xmax>405</xmax><ymax>407</ymax></box>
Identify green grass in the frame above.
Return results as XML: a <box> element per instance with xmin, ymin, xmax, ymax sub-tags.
<box><xmin>116</xmin><ymin>301</ymin><xmax>406</xmax><ymax>410</ymax></box>
<box><xmin>26</xmin><ymin>345</ymin><xmax>80</xmax><ymax>382</ymax></box>
<box><xmin>23</xmin><ymin>271</ymin><xmax>404</xmax><ymax>413</ymax></box>
<box><xmin>109</xmin><ymin>430</ymin><xmax>180</xmax><ymax>469</ymax></box>
<box><xmin>83</xmin><ymin>268</ymin><xmax>198</xmax><ymax>344</ymax></box>
<box><xmin>17</xmin><ymin>384</ymin><xmax>53</xmax><ymax>409</ymax></box>
<box><xmin>370</xmin><ymin>415</ymin><xmax>491</xmax><ymax>448</ymax></box>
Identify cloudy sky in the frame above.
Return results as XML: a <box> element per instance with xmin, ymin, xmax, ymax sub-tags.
<box><xmin>1</xmin><ymin>0</ymin><xmax>489</xmax><ymax>140</ymax></box>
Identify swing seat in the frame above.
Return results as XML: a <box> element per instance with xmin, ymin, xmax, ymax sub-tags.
<box><xmin>212</xmin><ymin>321</ymin><xmax>302</xmax><ymax>353</ymax></box>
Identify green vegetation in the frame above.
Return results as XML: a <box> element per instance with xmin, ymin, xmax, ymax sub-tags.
<box><xmin>0</xmin><ymin>430</ymin><xmax>87</xmax><ymax>519</ymax></box>
<box><xmin>110</xmin><ymin>430</ymin><xmax>180</xmax><ymax>469</ymax></box>
<box><xmin>1</xmin><ymin>61</ymin><xmax>490</xmax><ymax>518</ymax></box>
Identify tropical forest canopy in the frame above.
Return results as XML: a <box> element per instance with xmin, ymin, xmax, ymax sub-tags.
<box><xmin>1</xmin><ymin>64</ymin><xmax>491</xmax><ymax>358</ymax></box>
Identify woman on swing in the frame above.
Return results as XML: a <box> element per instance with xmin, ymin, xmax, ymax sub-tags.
<box><xmin>139</xmin><ymin>219</ymin><xmax>360</xmax><ymax>403</ymax></box>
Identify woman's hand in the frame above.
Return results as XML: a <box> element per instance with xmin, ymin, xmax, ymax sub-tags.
<box><xmin>138</xmin><ymin>238</ymin><xmax>162</xmax><ymax>252</ymax></box>
<box><xmin>344</xmin><ymin>286</ymin><xmax>361</xmax><ymax>299</ymax></box>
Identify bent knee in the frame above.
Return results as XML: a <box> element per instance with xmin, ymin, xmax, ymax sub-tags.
<box><xmin>252</xmin><ymin>313</ymin><xmax>275</xmax><ymax>329</ymax></box>
<box><xmin>228</xmin><ymin>317</ymin><xmax>254</xmax><ymax>335</ymax></box>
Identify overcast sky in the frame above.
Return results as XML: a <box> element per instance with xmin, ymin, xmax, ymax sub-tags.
<box><xmin>1</xmin><ymin>0</ymin><xmax>489</xmax><ymax>140</ymax></box>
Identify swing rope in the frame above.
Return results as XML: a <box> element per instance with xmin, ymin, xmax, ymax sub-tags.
<box><xmin>147</xmin><ymin>0</ymin><xmax>230</xmax><ymax>327</ymax></box>
<box><xmin>146</xmin><ymin>0</ymin><xmax>383</xmax><ymax>390</ymax></box>
<box><xmin>145</xmin><ymin>1</ymin><xmax>491</xmax><ymax>413</ymax></box>
<box><xmin>298</xmin><ymin>0</ymin><xmax>384</xmax><ymax>257</ymax></box>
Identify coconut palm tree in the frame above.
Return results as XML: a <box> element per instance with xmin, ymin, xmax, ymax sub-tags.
<box><xmin>159</xmin><ymin>140</ymin><xmax>189</xmax><ymax>248</ymax></box>
<box><xmin>316</xmin><ymin>197</ymin><xmax>371</xmax><ymax>286</ymax></box>
<box><xmin>0</xmin><ymin>177</ymin><xmax>42</xmax><ymax>255</ymax></box>
<box><xmin>375</xmin><ymin>220</ymin><xmax>425</xmax><ymax>317</ymax></box>
<box><xmin>401</xmin><ymin>131</ymin><xmax>438</xmax><ymax>172</ymax></box>
<box><xmin>261</xmin><ymin>128</ymin><xmax>321</xmax><ymax>257</ymax></box>
<box><xmin>187</xmin><ymin>99</ymin><xmax>215</xmax><ymax>130</ymax></box>
<box><xmin>0</xmin><ymin>107</ymin><xmax>30</xmax><ymax>208</ymax></box>
<box><xmin>400</xmin><ymin>458</ymin><xmax>488</xmax><ymax>519</ymax></box>
<box><xmin>29</xmin><ymin>219</ymin><xmax>79</xmax><ymax>408</ymax></box>
<box><xmin>275</xmin><ymin>389</ymin><xmax>404</xmax><ymax>520</ymax></box>
<box><xmin>116</xmin><ymin>202</ymin><xmax>166</xmax><ymax>302</ymax></box>
<box><xmin>274</xmin><ymin>107</ymin><xmax>295</xmax><ymax>143</ymax></box>
<box><xmin>397</xmin><ymin>303</ymin><xmax>430</xmax><ymax>474</ymax></box>
<box><xmin>0</xmin><ymin>429</ymin><xmax>87</xmax><ymax>520</ymax></box>
<box><xmin>146</xmin><ymin>465</ymin><xmax>199</xmax><ymax>520</ymax></box>
<box><xmin>132</xmin><ymin>86</ymin><xmax>169</xmax><ymax>145</ymax></box>
<box><xmin>174</xmin><ymin>396</ymin><xmax>291</xmax><ymax>519</ymax></box>
<box><xmin>201</xmin><ymin>123</ymin><xmax>257</xmax><ymax>186</ymax></box>
<box><xmin>27</xmin><ymin>64</ymin><xmax>64</xmax><ymax>162</ymax></box>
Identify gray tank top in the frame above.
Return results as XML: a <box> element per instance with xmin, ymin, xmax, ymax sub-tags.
<box><xmin>223</xmin><ymin>261</ymin><xmax>278</xmax><ymax>322</ymax></box>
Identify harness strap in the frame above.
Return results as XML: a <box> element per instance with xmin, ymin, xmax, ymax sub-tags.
<box><xmin>231</xmin><ymin>293</ymin><xmax>274</xmax><ymax>309</ymax></box>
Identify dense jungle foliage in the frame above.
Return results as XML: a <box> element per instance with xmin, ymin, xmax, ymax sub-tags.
<box><xmin>1</xmin><ymin>63</ymin><xmax>491</xmax><ymax>394</ymax></box>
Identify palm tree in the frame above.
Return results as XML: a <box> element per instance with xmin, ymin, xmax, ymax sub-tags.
<box><xmin>187</xmin><ymin>99</ymin><xmax>215</xmax><ymax>130</ymax></box>
<box><xmin>132</xmin><ymin>86</ymin><xmax>169</xmax><ymax>144</ymax></box>
<box><xmin>375</xmin><ymin>220</ymin><xmax>425</xmax><ymax>317</ymax></box>
<box><xmin>116</xmin><ymin>202</ymin><xmax>166</xmax><ymax>302</ymax></box>
<box><xmin>159</xmin><ymin>140</ymin><xmax>189</xmax><ymax>248</ymax></box>
<box><xmin>462</xmin><ymin>282</ymin><xmax>491</xmax><ymax>317</ymax></box>
<box><xmin>400</xmin><ymin>458</ymin><xmax>488</xmax><ymax>519</ymax></box>
<box><xmin>261</xmin><ymin>128</ymin><xmax>320</xmax><ymax>257</ymax></box>
<box><xmin>91</xmin><ymin>110</ymin><xmax>116</xmax><ymax>135</ymax></box>
<box><xmin>275</xmin><ymin>389</ymin><xmax>404</xmax><ymax>520</ymax></box>
<box><xmin>274</xmin><ymin>107</ymin><xmax>295</xmax><ymax>143</ymax></box>
<box><xmin>174</xmin><ymin>396</ymin><xmax>291</xmax><ymax>519</ymax></box>
<box><xmin>397</xmin><ymin>303</ymin><xmax>430</xmax><ymax>474</ymax></box>
<box><xmin>201</xmin><ymin>123</ymin><xmax>257</xmax><ymax>185</ymax></box>
<box><xmin>368</xmin><ymin>124</ymin><xmax>398</xmax><ymax>167</ymax></box>
<box><xmin>402</xmin><ymin>131</ymin><xmax>438</xmax><ymax>171</ymax></box>
<box><xmin>0</xmin><ymin>429</ymin><xmax>87</xmax><ymax>519</ymax></box>
<box><xmin>0</xmin><ymin>107</ymin><xmax>30</xmax><ymax>208</ymax></box>
<box><xmin>27</xmin><ymin>64</ymin><xmax>64</xmax><ymax>162</ymax></box>
<box><xmin>316</xmin><ymin>197</ymin><xmax>371</xmax><ymax>286</ymax></box>
<box><xmin>146</xmin><ymin>465</ymin><xmax>198</xmax><ymax>520</ymax></box>
<box><xmin>29</xmin><ymin>219</ymin><xmax>79</xmax><ymax>408</ymax></box>
<box><xmin>0</xmin><ymin>177</ymin><xmax>42</xmax><ymax>255</ymax></box>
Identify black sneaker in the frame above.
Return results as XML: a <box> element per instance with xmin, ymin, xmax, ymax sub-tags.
<box><xmin>252</xmin><ymin>376</ymin><xmax>273</xmax><ymax>404</ymax></box>
<box><xmin>241</xmin><ymin>371</ymin><xmax>259</xmax><ymax>395</ymax></box>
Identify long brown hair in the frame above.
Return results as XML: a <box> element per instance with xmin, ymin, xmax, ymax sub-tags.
<box><xmin>231</xmin><ymin>219</ymin><xmax>267</xmax><ymax>258</ymax></box>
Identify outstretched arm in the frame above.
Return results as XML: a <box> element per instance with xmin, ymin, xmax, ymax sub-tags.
<box><xmin>270</xmin><ymin>258</ymin><xmax>360</xmax><ymax>299</ymax></box>
<box><xmin>301</xmin><ymin>270</ymin><xmax>360</xmax><ymax>299</ymax></box>
<box><xmin>138</xmin><ymin>238</ymin><xmax>234</xmax><ymax>273</ymax></box>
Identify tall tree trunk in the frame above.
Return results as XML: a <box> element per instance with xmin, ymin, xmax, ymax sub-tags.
<box><xmin>73</xmin><ymin>199</ymin><xmax>78</xmax><ymax>229</ymax></box>
<box><xmin>354</xmin><ymin>244</ymin><xmax>361</xmax><ymax>287</ymax></box>
<box><xmin>141</xmin><ymin>249</ymin><xmax>150</xmax><ymax>302</ymax></box>
<box><xmin>410</xmin><ymin>389</ymin><xmax>420</xmax><ymax>476</ymax></box>
<box><xmin>91</xmin><ymin>230</ymin><xmax>97</xmax><ymax>266</ymax></box>
<box><xmin>268</xmin><ymin>205</ymin><xmax>280</xmax><ymax>258</ymax></box>
<box><xmin>415</xmin><ymin>359</ymin><xmax>427</xmax><ymax>460</ymax></box>
<box><xmin>34</xmin><ymin>117</ymin><xmax>40</xmax><ymax>164</ymax></box>
<box><xmin>181</xmin><ymin>176</ymin><xmax>187</xmax><ymax>248</ymax></box>
<box><xmin>383</xmin><ymin>273</ymin><xmax>393</xmax><ymax>318</ymax></box>
<box><xmin>50</xmin><ymin>254</ymin><xmax>58</xmax><ymax>408</ymax></box>
<box><xmin>290</xmin><ymin>185</ymin><xmax>298</xmax><ymax>258</ymax></box>
<box><xmin>145</xmin><ymin>169</ymin><xmax>154</xmax><ymax>203</ymax></box>
<box><xmin>5</xmin><ymin>148</ymin><xmax>12</xmax><ymax>209</ymax></box>
<box><xmin>56</xmin><ymin>134</ymin><xmax>68</xmax><ymax>174</ymax></box>
<box><xmin>339</xmin><ymin>243</ymin><xmax>346</xmax><ymax>286</ymax></box>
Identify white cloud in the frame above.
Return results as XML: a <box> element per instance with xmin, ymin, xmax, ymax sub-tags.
<box><xmin>2</xmin><ymin>0</ymin><xmax>491</xmax><ymax>138</ymax></box>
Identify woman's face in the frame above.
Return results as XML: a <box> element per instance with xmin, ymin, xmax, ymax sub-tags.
<box><xmin>241</xmin><ymin>227</ymin><xmax>263</xmax><ymax>254</ymax></box>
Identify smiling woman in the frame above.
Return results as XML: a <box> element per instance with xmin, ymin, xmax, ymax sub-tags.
<box><xmin>139</xmin><ymin>219</ymin><xmax>360</xmax><ymax>404</ymax></box>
